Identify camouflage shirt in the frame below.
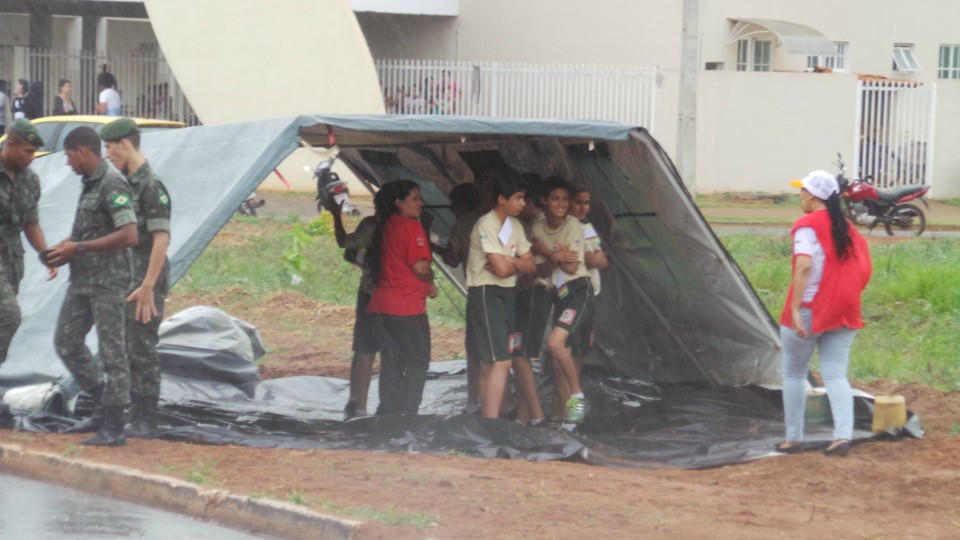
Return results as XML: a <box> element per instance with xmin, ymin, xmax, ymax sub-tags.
<box><xmin>69</xmin><ymin>161</ymin><xmax>137</xmax><ymax>294</ymax></box>
<box><xmin>127</xmin><ymin>161</ymin><xmax>171</xmax><ymax>297</ymax></box>
<box><xmin>0</xmin><ymin>166</ymin><xmax>41</xmax><ymax>284</ymax></box>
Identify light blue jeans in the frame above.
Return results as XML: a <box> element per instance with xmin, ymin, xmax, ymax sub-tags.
<box><xmin>781</xmin><ymin>308</ymin><xmax>858</xmax><ymax>442</ymax></box>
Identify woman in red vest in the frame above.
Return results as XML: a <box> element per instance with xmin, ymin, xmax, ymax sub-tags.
<box><xmin>366</xmin><ymin>180</ymin><xmax>437</xmax><ymax>415</ymax></box>
<box><xmin>776</xmin><ymin>171</ymin><xmax>872</xmax><ymax>457</ymax></box>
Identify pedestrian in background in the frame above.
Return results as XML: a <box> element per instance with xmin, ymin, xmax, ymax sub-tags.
<box><xmin>23</xmin><ymin>81</ymin><xmax>45</xmax><ymax>120</ymax></box>
<box><xmin>365</xmin><ymin>180</ymin><xmax>437</xmax><ymax>416</ymax></box>
<box><xmin>0</xmin><ymin>80</ymin><xmax>9</xmax><ymax>133</ymax></box>
<box><xmin>47</xmin><ymin>126</ymin><xmax>137</xmax><ymax>447</ymax></box>
<box><xmin>102</xmin><ymin>117</ymin><xmax>171</xmax><ymax>437</ymax></box>
<box><xmin>96</xmin><ymin>71</ymin><xmax>122</xmax><ymax>116</ymax></box>
<box><xmin>0</xmin><ymin>119</ymin><xmax>57</xmax><ymax>366</ymax></box>
<box><xmin>53</xmin><ymin>79</ymin><xmax>77</xmax><ymax>115</ymax></box>
<box><xmin>11</xmin><ymin>79</ymin><xmax>28</xmax><ymax>120</ymax></box>
<box><xmin>776</xmin><ymin>171</ymin><xmax>872</xmax><ymax>457</ymax></box>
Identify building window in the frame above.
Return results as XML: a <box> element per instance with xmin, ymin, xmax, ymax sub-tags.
<box><xmin>939</xmin><ymin>44</ymin><xmax>960</xmax><ymax>79</ymax></box>
<box><xmin>892</xmin><ymin>44</ymin><xmax>920</xmax><ymax>72</ymax></box>
<box><xmin>737</xmin><ymin>39</ymin><xmax>772</xmax><ymax>72</ymax></box>
<box><xmin>807</xmin><ymin>42</ymin><xmax>849</xmax><ymax>71</ymax></box>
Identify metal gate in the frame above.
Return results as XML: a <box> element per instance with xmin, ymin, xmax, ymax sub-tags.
<box><xmin>854</xmin><ymin>80</ymin><xmax>936</xmax><ymax>188</ymax></box>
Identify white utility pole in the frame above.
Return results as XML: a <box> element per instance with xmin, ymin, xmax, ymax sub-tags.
<box><xmin>676</xmin><ymin>0</ymin><xmax>699</xmax><ymax>193</ymax></box>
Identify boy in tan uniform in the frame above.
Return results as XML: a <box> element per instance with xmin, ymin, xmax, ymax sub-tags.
<box><xmin>531</xmin><ymin>176</ymin><xmax>594</xmax><ymax>429</ymax></box>
<box><xmin>465</xmin><ymin>174</ymin><xmax>535</xmax><ymax>419</ymax></box>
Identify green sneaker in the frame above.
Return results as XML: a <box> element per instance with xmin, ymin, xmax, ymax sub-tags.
<box><xmin>564</xmin><ymin>395</ymin><xmax>587</xmax><ymax>423</ymax></box>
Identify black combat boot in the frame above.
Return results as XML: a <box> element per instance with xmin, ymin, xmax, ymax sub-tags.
<box><xmin>81</xmin><ymin>405</ymin><xmax>126</xmax><ymax>447</ymax></box>
<box><xmin>65</xmin><ymin>384</ymin><xmax>105</xmax><ymax>433</ymax></box>
<box><xmin>125</xmin><ymin>394</ymin><xmax>158</xmax><ymax>438</ymax></box>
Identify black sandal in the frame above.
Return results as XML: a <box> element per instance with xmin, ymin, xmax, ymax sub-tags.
<box><xmin>775</xmin><ymin>441</ymin><xmax>804</xmax><ymax>454</ymax></box>
<box><xmin>823</xmin><ymin>440</ymin><xmax>851</xmax><ymax>457</ymax></box>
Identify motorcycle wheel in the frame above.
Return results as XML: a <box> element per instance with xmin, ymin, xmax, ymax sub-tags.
<box><xmin>884</xmin><ymin>203</ymin><xmax>925</xmax><ymax>237</ymax></box>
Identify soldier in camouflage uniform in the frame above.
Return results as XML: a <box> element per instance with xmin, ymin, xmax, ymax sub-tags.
<box><xmin>47</xmin><ymin>126</ymin><xmax>138</xmax><ymax>447</ymax></box>
<box><xmin>0</xmin><ymin>119</ymin><xmax>57</xmax><ymax>366</ymax></box>
<box><xmin>102</xmin><ymin>118</ymin><xmax>171</xmax><ymax>437</ymax></box>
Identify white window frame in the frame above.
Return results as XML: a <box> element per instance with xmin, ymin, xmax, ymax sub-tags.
<box><xmin>939</xmin><ymin>44</ymin><xmax>960</xmax><ymax>79</ymax></box>
<box><xmin>893</xmin><ymin>44</ymin><xmax>920</xmax><ymax>72</ymax></box>
<box><xmin>807</xmin><ymin>41</ymin><xmax>849</xmax><ymax>71</ymax></box>
<box><xmin>736</xmin><ymin>38</ymin><xmax>772</xmax><ymax>72</ymax></box>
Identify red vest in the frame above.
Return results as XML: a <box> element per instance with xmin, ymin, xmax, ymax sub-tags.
<box><xmin>367</xmin><ymin>214</ymin><xmax>433</xmax><ymax>316</ymax></box>
<box><xmin>779</xmin><ymin>209</ymin><xmax>872</xmax><ymax>333</ymax></box>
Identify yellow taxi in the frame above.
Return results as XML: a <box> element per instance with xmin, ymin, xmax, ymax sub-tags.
<box><xmin>1</xmin><ymin>115</ymin><xmax>185</xmax><ymax>157</ymax></box>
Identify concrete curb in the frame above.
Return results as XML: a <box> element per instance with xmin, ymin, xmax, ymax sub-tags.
<box><xmin>0</xmin><ymin>443</ymin><xmax>361</xmax><ymax>540</ymax></box>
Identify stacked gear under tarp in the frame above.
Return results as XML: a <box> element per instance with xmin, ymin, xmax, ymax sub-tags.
<box><xmin>0</xmin><ymin>115</ymin><xmax>920</xmax><ymax>468</ymax></box>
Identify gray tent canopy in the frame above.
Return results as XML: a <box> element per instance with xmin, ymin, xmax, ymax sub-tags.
<box><xmin>297</xmin><ymin>114</ymin><xmax>781</xmax><ymax>387</ymax></box>
<box><xmin>0</xmin><ymin>114</ymin><xmax>779</xmax><ymax>390</ymax></box>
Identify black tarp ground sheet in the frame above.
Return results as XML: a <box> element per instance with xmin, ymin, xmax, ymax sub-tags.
<box><xmin>0</xmin><ymin>115</ymin><xmax>920</xmax><ymax>468</ymax></box>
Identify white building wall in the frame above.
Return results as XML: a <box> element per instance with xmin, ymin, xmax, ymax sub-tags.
<box><xmin>0</xmin><ymin>14</ymin><xmax>30</xmax><ymax>46</ymax></box>
<box><xmin>932</xmin><ymin>81</ymin><xmax>960</xmax><ymax>198</ymax></box>
<box><xmin>356</xmin><ymin>13</ymin><xmax>458</xmax><ymax>60</ymax></box>
<box><xmin>696</xmin><ymin>71</ymin><xmax>856</xmax><ymax>193</ymax></box>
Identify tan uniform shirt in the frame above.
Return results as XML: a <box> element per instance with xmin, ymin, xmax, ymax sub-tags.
<box><xmin>531</xmin><ymin>214</ymin><xmax>589</xmax><ymax>287</ymax></box>
<box><xmin>466</xmin><ymin>210</ymin><xmax>531</xmax><ymax>288</ymax></box>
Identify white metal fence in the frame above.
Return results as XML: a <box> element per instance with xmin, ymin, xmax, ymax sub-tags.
<box><xmin>0</xmin><ymin>46</ymin><xmax>199</xmax><ymax>126</ymax></box>
<box><xmin>854</xmin><ymin>80</ymin><xmax>936</xmax><ymax>188</ymax></box>
<box><xmin>376</xmin><ymin>59</ymin><xmax>658</xmax><ymax>132</ymax></box>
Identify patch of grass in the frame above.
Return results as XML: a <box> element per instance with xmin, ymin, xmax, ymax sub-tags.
<box><xmin>950</xmin><ymin>423</ymin><xmax>960</xmax><ymax>436</ymax></box>
<box><xmin>288</xmin><ymin>488</ymin><xmax>308</xmax><ymax>505</ymax></box>
<box><xmin>938</xmin><ymin>198</ymin><xmax>960</xmax><ymax>208</ymax></box>
<box><xmin>63</xmin><ymin>444</ymin><xmax>84</xmax><ymax>457</ymax></box>
<box><xmin>723</xmin><ymin>235</ymin><xmax>960</xmax><ymax>388</ymax></box>
<box><xmin>155</xmin><ymin>464</ymin><xmax>177</xmax><ymax>473</ymax></box>
<box><xmin>185</xmin><ymin>457</ymin><xmax>221</xmax><ymax>485</ymax></box>
<box><xmin>314</xmin><ymin>498</ymin><xmax>437</xmax><ymax>529</ymax></box>
<box><xmin>695</xmin><ymin>192</ymin><xmax>798</xmax><ymax>209</ymax></box>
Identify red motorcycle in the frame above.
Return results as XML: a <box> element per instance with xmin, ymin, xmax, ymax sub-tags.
<box><xmin>835</xmin><ymin>154</ymin><xmax>930</xmax><ymax>237</ymax></box>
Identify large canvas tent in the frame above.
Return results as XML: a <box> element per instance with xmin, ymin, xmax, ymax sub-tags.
<box><xmin>0</xmin><ymin>115</ymin><xmax>910</xmax><ymax>467</ymax></box>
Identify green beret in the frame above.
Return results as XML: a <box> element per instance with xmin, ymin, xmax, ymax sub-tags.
<box><xmin>10</xmin><ymin>118</ymin><xmax>44</xmax><ymax>147</ymax></box>
<box><xmin>100</xmin><ymin>117</ymin><xmax>139</xmax><ymax>142</ymax></box>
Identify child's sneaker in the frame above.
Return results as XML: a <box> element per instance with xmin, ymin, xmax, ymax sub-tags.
<box><xmin>564</xmin><ymin>395</ymin><xmax>587</xmax><ymax>423</ymax></box>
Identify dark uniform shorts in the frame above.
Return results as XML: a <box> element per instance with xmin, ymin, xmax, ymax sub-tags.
<box><xmin>514</xmin><ymin>284</ymin><xmax>551</xmax><ymax>359</ymax></box>
<box><xmin>352</xmin><ymin>289</ymin><xmax>379</xmax><ymax>354</ymax></box>
<box><xmin>552</xmin><ymin>277</ymin><xmax>595</xmax><ymax>357</ymax></box>
<box><xmin>466</xmin><ymin>285</ymin><xmax>516</xmax><ymax>363</ymax></box>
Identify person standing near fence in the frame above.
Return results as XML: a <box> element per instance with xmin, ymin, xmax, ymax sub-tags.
<box><xmin>0</xmin><ymin>119</ymin><xmax>57</xmax><ymax>366</ymax></box>
<box><xmin>102</xmin><ymin>118</ymin><xmax>171</xmax><ymax>437</ymax></box>
<box><xmin>23</xmin><ymin>82</ymin><xmax>45</xmax><ymax>120</ymax></box>
<box><xmin>96</xmin><ymin>72</ymin><xmax>122</xmax><ymax>117</ymax></box>
<box><xmin>47</xmin><ymin>126</ymin><xmax>138</xmax><ymax>447</ymax></box>
<box><xmin>11</xmin><ymin>79</ymin><xmax>28</xmax><ymax>120</ymax></box>
<box><xmin>366</xmin><ymin>180</ymin><xmax>437</xmax><ymax>416</ymax></box>
<box><xmin>53</xmin><ymin>79</ymin><xmax>77</xmax><ymax>115</ymax></box>
<box><xmin>0</xmin><ymin>80</ymin><xmax>9</xmax><ymax>133</ymax></box>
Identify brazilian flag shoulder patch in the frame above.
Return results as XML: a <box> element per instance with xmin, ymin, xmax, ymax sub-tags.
<box><xmin>112</xmin><ymin>193</ymin><xmax>131</xmax><ymax>208</ymax></box>
<box><xmin>159</xmin><ymin>192</ymin><xmax>170</xmax><ymax>206</ymax></box>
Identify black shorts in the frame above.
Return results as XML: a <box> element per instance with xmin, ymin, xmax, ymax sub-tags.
<box><xmin>552</xmin><ymin>278</ymin><xmax>595</xmax><ymax>356</ymax></box>
<box><xmin>515</xmin><ymin>284</ymin><xmax>551</xmax><ymax>359</ymax></box>
<box><xmin>352</xmin><ymin>289</ymin><xmax>379</xmax><ymax>354</ymax></box>
<box><xmin>466</xmin><ymin>285</ymin><xmax>517</xmax><ymax>363</ymax></box>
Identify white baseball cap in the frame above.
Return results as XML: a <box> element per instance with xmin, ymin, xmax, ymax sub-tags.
<box><xmin>790</xmin><ymin>170</ymin><xmax>839</xmax><ymax>200</ymax></box>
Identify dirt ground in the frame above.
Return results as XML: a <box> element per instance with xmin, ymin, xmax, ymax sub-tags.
<box><xmin>3</xmin><ymin>195</ymin><xmax>960</xmax><ymax>538</ymax></box>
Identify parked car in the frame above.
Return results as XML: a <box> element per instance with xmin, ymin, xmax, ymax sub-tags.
<box><xmin>0</xmin><ymin>115</ymin><xmax>185</xmax><ymax>157</ymax></box>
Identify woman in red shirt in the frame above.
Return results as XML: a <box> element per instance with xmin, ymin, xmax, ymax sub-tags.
<box><xmin>776</xmin><ymin>171</ymin><xmax>872</xmax><ymax>457</ymax></box>
<box><xmin>366</xmin><ymin>180</ymin><xmax>437</xmax><ymax>415</ymax></box>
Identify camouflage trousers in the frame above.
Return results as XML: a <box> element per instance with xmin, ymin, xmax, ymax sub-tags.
<box><xmin>126</xmin><ymin>294</ymin><xmax>165</xmax><ymax>402</ymax></box>
<box><xmin>0</xmin><ymin>268</ymin><xmax>20</xmax><ymax>366</ymax></box>
<box><xmin>54</xmin><ymin>289</ymin><xmax>130</xmax><ymax>408</ymax></box>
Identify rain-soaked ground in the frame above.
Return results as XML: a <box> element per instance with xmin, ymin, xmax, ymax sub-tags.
<box><xmin>0</xmin><ymin>473</ymin><xmax>275</xmax><ymax>539</ymax></box>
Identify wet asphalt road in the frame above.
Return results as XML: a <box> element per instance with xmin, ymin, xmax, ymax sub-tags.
<box><xmin>0</xmin><ymin>473</ymin><xmax>274</xmax><ymax>539</ymax></box>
